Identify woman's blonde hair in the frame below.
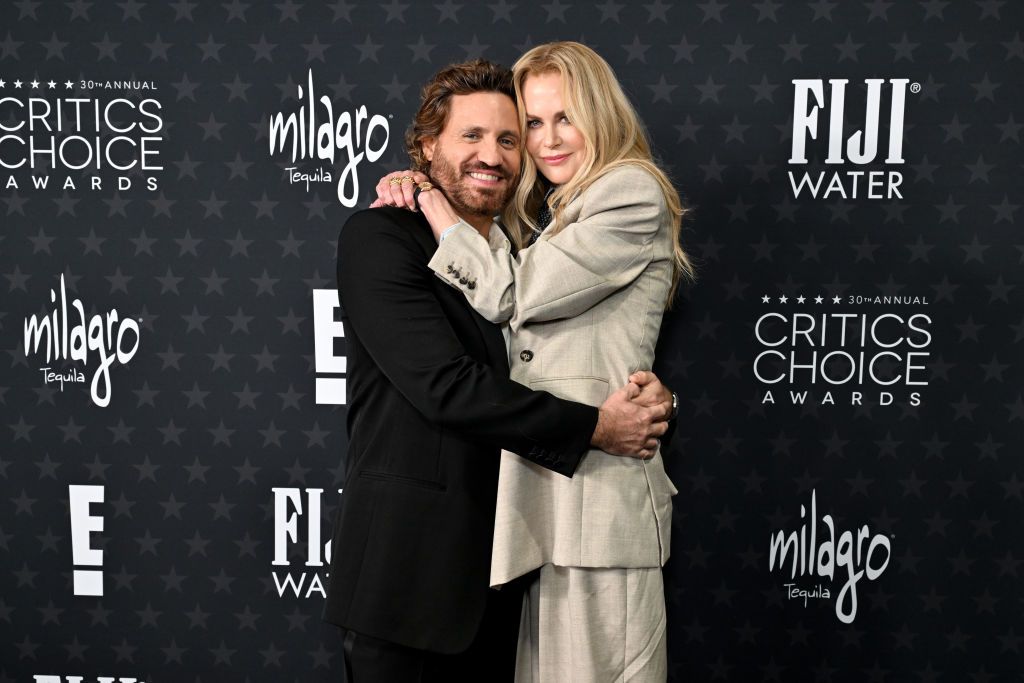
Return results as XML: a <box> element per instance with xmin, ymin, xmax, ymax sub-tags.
<box><xmin>503</xmin><ymin>41</ymin><xmax>695</xmax><ymax>305</ymax></box>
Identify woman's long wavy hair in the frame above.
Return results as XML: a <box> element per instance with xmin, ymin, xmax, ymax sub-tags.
<box><xmin>503</xmin><ymin>41</ymin><xmax>695</xmax><ymax>305</ymax></box>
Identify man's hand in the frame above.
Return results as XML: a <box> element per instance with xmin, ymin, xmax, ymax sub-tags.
<box><xmin>629</xmin><ymin>371</ymin><xmax>673</xmax><ymax>419</ymax></box>
<box><xmin>591</xmin><ymin>383</ymin><xmax>669</xmax><ymax>459</ymax></box>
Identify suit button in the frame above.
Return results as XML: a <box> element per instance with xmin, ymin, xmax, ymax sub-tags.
<box><xmin>446</xmin><ymin>263</ymin><xmax>454</xmax><ymax>273</ymax></box>
<box><xmin>520</xmin><ymin>350</ymin><xmax>533</xmax><ymax>362</ymax></box>
<box><xmin>467</xmin><ymin>280</ymin><xmax>476</xmax><ymax>290</ymax></box>
<box><xmin>459</xmin><ymin>277</ymin><xmax>468</xmax><ymax>285</ymax></box>
<box><xmin>452</xmin><ymin>269</ymin><xmax>461</xmax><ymax>278</ymax></box>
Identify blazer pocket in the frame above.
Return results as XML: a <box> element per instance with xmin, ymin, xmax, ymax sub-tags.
<box><xmin>528</xmin><ymin>375</ymin><xmax>610</xmax><ymax>407</ymax></box>
<box><xmin>374</xmin><ymin>411</ymin><xmax>443</xmax><ymax>488</ymax></box>
<box><xmin>359</xmin><ymin>469</ymin><xmax>447</xmax><ymax>491</ymax></box>
<box><xmin>647</xmin><ymin>457</ymin><xmax>678</xmax><ymax>497</ymax></box>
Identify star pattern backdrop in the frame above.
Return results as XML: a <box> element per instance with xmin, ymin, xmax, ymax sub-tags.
<box><xmin>1</xmin><ymin>1</ymin><xmax>1021</xmax><ymax>681</ymax></box>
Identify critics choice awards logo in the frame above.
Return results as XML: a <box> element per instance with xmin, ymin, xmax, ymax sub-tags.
<box><xmin>269</xmin><ymin>68</ymin><xmax>389</xmax><ymax>206</ymax></box>
<box><xmin>754</xmin><ymin>299</ymin><xmax>931</xmax><ymax>407</ymax></box>
<box><xmin>23</xmin><ymin>275</ymin><xmax>141</xmax><ymax>407</ymax></box>
<box><xmin>0</xmin><ymin>77</ymin><xmax>164</xmax><ymax>192</ymax></box>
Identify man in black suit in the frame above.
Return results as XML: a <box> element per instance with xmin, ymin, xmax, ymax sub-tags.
<box><xmin>324</xmin><ymin>60</ymin><xmax>672</xmax><ymax>682</ymax></box>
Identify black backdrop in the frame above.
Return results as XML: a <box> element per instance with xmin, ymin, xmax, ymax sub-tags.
<box><xmin>2</xmin><ymin>1</ymin><xmax>1021</xmax><ymax>681</ymax></box>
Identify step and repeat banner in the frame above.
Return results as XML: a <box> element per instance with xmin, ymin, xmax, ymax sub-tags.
<box><xmin>2</xmin><ymin>1</ymin><xmax>1020</xmax><ymax>681</ymax></box>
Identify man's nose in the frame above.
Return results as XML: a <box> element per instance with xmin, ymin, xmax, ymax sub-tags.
<box><xmin>475</xmin><ymin>139</ymin><xmax>503</xmax><ymax>167</ymax></box>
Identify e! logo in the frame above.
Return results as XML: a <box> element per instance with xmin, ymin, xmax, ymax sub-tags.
<box><xmin>313</xmin><ymin>289</ymin><xmax>346</xmax><ymax>405</ymax></box>
<box><xmin>68</xmin><ymin>484</ymin><xmax>104</xmax><ymax>596</ymax></box>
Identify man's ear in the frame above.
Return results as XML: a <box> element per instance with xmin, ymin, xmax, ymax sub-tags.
<box><xmin>422</xmin><ymin>137</ymin><xmax>435</xmax><ymax>162</ymax></box>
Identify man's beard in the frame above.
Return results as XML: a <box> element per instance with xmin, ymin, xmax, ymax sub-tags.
<box><xmin>429</xmin><ymin>150</ymin><xmax>517</xmax><ymax>219</ymax></box>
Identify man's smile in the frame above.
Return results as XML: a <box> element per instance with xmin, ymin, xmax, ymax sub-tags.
<box><xmin>466</xmin><ymin>170</ymin><xmax>505</xmax><ymax>185</ymax></box>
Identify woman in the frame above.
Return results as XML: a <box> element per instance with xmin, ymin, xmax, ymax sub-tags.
<box><xmin>374</xmin><ymin>42</ymin><xmax>694</xmax><ymax>682</ymax></box>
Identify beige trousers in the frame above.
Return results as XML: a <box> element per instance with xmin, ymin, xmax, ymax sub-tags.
<box><xmin>514</xmin><ymin>564</ymin><xmax>667</xmax><ymax>683</ymax></box>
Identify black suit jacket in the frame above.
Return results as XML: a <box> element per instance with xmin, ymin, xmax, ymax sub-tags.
<box><xmin>323</xmin><ymin>208</ymin><xmax>598</xmax><ymax>654</ymax></box>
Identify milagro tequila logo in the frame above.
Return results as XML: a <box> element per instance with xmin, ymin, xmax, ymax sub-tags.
<box><xmin>269</xmin><ymin>69</ymin><xmax>389</xmax><ymax>206</ymax></box>
<box><xmin>769</xmin><ymin>490</ymin><xmax>891</xmax><ymax>624</ymax></box>
<box><xmin>23</xmin><ymin>275</ymin><xmax>141</xmax><ymax>407</ymax></box>
<box><xmin>788</xmin><ymin>77</ymin><xmax>918</xmax><ymax>199</ymax></box>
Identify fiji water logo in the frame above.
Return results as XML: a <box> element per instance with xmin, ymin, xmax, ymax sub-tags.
<box><xmin>788</xmin><ymin>77</ymin><xmax>918</xmax><ymax>200</ymax></box>
<box><xmin>768</xmin><ymin>490</ymin><xmax>891</xmax><ymax>623</ymax></box>
<box><xmin>271</xmin><ymin>487</ymin><xmax>341</xmax><ymax>599</ymax></box>
<box><xmin>269</xmin><ymin>68</ymin><xmax>389</xmax><ymax>206</ymax></box>
<box><xmin>23</xmin><ymin>275</ymin><xmax>140</xmax><ymax>407</ymax></box>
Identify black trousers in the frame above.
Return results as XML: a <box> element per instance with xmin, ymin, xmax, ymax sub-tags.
<box><xmin>342</xmin><ymin>581</ymin><xmax>527</xmax><ymax>683</ymax></box>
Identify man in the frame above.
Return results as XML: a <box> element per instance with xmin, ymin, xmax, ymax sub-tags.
<box><xmin>323</xmin><ymin>60</ymin><xmax>672</xmax><ymax>682</ymax></box>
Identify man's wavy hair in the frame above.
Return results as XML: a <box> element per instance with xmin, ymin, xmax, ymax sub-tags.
<box><xmin>405</xmin><ymin>59</ymin><xmax>515</xmax><ymax>172</ymax></box>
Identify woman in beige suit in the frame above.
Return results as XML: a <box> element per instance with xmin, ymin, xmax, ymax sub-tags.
<box><xmin>375</xmin><ymin>42</ymin><xmax>694</xmax><ymax>682</ymax></box>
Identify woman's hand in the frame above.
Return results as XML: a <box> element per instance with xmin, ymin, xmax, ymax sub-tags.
<box><xmin>416</xmin><ymin>187</ymin><xmax>463</xmax><ymax>241</ymax></box>
<box><xmin>370</xmin><ymin>170</ymin><xmax>430</xmax><ymax>210</ymax></box>
<box><xmin>369</xmin><ymin>170</ymin><xmax>462</xmax><ymax>241</ymax></box>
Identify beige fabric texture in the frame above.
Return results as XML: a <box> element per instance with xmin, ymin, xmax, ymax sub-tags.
<box><xmin>427</xmin><ymin>165</ymin><xmax>680</xmax><ymax>585</ymax></box>
<box><xmin>515</xmin><ymin>565</ymin><xmax>668</xmax><ymax>683</ymax></box>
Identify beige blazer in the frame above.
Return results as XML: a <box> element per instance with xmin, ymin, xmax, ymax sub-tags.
<box><xmin>427</xmin><ymin>165</ymin><xmax>678</xmax><ymax>586</ymax></box>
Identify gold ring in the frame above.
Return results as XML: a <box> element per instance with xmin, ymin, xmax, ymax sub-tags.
<box><xmin>400</xmin><ymin>176</ymin><xmax>414</xmax><ymax>184</ymax></box>
<box><xmin>388</xmin><ymin>177</ymin><xmax>402</xmax><ymax>186</ymax></box>
<box><xmin>417</xmin><ymin>181</ymin><xmax>434</xmax><ymax>192</ymax></box>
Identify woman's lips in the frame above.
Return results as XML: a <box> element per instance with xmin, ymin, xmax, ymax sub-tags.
<box><xmin>541</xmin><ymin>154</ymin><xmax>570</xmax><ymax>164</ymax></box>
